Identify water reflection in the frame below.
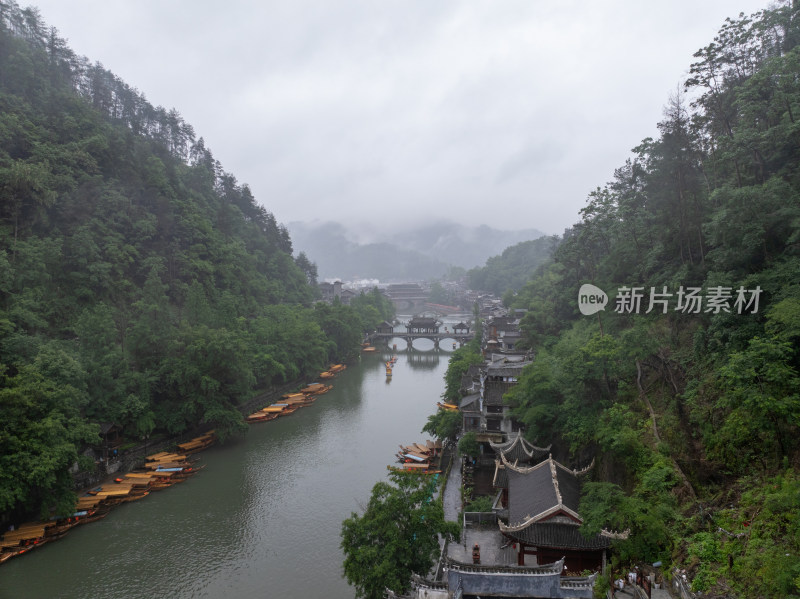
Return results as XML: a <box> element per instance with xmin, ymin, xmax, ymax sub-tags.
<box><xmin>0</xmin><ymin>347</ymin><xmax>449</xmax><ymax>599</ymax></box>
<box><xmin>405</xmin><ymin>350</ymin><xmax>442</xmax><ymax>371</ymax></box>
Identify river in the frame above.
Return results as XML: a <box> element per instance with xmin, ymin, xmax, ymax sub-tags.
<box><xmin>0</xmin><ymin>318</ymin><xmax>466</xmax><ymax>599</ymax></box>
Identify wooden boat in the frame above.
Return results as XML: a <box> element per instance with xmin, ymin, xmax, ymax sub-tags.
<box><xmin>399</xmin><ymin>443</ymin><xmax>433</xmax><ymax>456</ymax></box>
<box><xmin>146</xmin><ymin>451</ymin><xmax>190</xmax><ymax>462</ymax></box>
<box><xmin>281</xmin><ymin>396</ymin><xmax>315</xmax><ymax>408</ymax></box>
<box><xmin>145</xmin><ymin>471</ymin><xmax>186</xmax><ymax>490</ymax></box>
<box><xmin>176</xmin><ymin>431</ymin><xmax>216</xmax><ymax>455</ymax></box>
<box><xmin>246</xmin><ymin>410</ymin><xmax>280</xmax><ymax>423</ymax></box>
<box><xmin>319</xmin><ymin>371</ymin><xmax>335</xmax><ymax>379</ymax></box>
<box><xmin>1</xmin><ymin>523</ymin><xmax>49</xmax><ymax>547</ymax></box>
<box><xmin>328</xmin><ymin>364</ymin><xmax>346</xmax><ymax>373</ymax></box>
<box><xmin>437</xmin><ymin>401</ymin><xmax>458</xmax><ymax>412</ymax></box>
<box><xmin>387</xmin><ymin>464</ymin><xmax>442</xmax><ymax>474</ymax></box>
<box><xmin>302</xmin><ymin>383</ymin><xmax>332</xmax><ymax>395</ymax></box>
<box><xmin>362</xmin><ymin>345</ymin><xmax>377</xmax><ymax>352</ymax></box>
<box><xmin>398</xmin><ymin>451</ymin><xmax>430</xmax><ymax>464</ymax></box>
<box><xmin>262</xmin><ymin>403</ymin><xmax>298</xmax><ymax>417</ymax></box>
<box><xmin>146</xmin><ymin>451</ymin><xmax>181</xmax><ymax>461</ymax></box>
<box><xmin>144</xmin><ymin>460</ymin><xmax>187</xmax><ymax>470</ymax></box>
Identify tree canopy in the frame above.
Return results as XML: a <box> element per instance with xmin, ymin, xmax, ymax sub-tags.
<box><xmin>0</xmin><ymin>3</ymin><xmax>392</xmax><ymax>520</ymax></box>
<box><xmin>497</xmin><ymin>3</ymin><xmax>800</xmax><ymax>594</ymax></box>
<box><xmin>340</xmin><ymin>471</ymin><xmax>460</xmax><ymax>599</ymax></box>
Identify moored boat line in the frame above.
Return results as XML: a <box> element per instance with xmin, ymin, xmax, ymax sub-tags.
<box><xmin>176</xmin><ymin>431</ymin><xmax>216</xmax><ymax>454</ymax></box>
<box><xmin>246</xmin><ymin>369</ymin><xmax>338</xmax><ymax>424</ymax></box>
<box><xmin>2</xmin><ymin>365</ymin><xmax>349</xmax><ymax>564</ymax></box>
<box><xmin>391</xmin><ymin>439</ymin><xmax>443</xmax><ymax>474</ymax></box>
<box><xmin>0</xmin><ymin>432</ymin><xmax>214</xmax><ymax>566</ymax></box>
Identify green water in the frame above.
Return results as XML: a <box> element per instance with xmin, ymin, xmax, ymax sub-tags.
<box><xmin>0</xmin><ymin>332</ymin><xmax>457</xmax><ymax>599</ymax></box>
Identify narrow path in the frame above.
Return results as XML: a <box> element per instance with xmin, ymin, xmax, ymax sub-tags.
<box><xmin>443</xmin><ymin>451</ymin><xmax>462</xmax><ymax>522</ymax></box>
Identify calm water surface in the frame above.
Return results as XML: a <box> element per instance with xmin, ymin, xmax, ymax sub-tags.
<box><xmin>0</xmin><ymin>324</ymin><xmax>461</xmax><ymax>599</ymax></box>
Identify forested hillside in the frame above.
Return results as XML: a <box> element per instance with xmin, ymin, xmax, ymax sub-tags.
<box><xmin>0</xmin><ymin>3</ymin><xmax>393</xmax><ymax>520</ymax></box>
<box><xmin>505</xmin><ymin>4</ymin><xmax>800</xmax><ymax>596</ymax></box>
<box><xmin>466</xmin><ymin>234</ymin><xmax>559</xmax><ymax>297</ymax></box>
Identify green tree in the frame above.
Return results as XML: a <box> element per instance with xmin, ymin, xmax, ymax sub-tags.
<box><xmin>441</xmin><ymin>345</ymin><xmax>482</xmax><ymax>402</ymax></box>
<box><xmin>421</xmin><ymin>408</ymin><xmax>461</xmax><ymax>442</ymax></box>
<box><xmin>713</xmin><ymin>336</ymin><xmax>800</xmax><ymax>470</ymax></box>
<box><xmin>0</xmin><ymin>364</ymin><xmax>98</xmax><ymax>517</ymax></box>
<box><xmin>341</xmin><ymin>471</ymin><xmax>460</xmax><ymax>599</ymax></box>
<box><xmin>458</xmin><ymin>431</ymin><xmax>480</xmax><ymax>458</ymax></box>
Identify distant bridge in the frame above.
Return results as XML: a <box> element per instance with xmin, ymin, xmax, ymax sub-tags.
<box><xmin>369</xmin><ymin>330</ymin><xmax>475</xmax><ymax>350</ymax></box>
<box><xmin>382</xmin><ymin>284</ymin><xmax>428</xmax><ymax>313</ymax></box>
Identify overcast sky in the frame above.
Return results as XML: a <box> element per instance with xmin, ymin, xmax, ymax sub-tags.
<box><xmin>28</xmin><ymin>0</ymin><xmax>773</xmax><ymax>237</ymax></box>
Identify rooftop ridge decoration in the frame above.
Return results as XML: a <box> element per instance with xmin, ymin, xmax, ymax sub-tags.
<box><xmin>499</xmin><ymin>453</ymin><xmax>584</xmax><ymax>531</ymax></box>
<box><xmin>444</xmin><ymin>556</ymin><xmax>565</xmax><ymax>576</ymax></box>
<box><xmin>499</xmin><ymin>504</ymin><xmax>584</xmax><ymax>533</ymax></box>
<box><xmin>499</xmin><ymin>452</ymin><xmax>549</xmax><ymax>474</ymax></box>
<box><xmin>409</xmin><ymin>574</ymin><xmax>448</xmax><ymax>590</ymax></box>
<box><xmin>499</xmin><ymin>452</ymin><xmax>592</xmax><ymax>478</ymax></box>
<box><xmin>550</xmin><ymin>456</ymin><xmax>563</xmax><ymax>506</ymax></box>
<box><xmin>489</xmin><ymin>431</ymin><xmax>551</xmax><ymax>461</ymax></box>
<box><xmin>492</xmin><ymin>458</ymin><xmax>504</xmax><ymax>487</ymax></box>
<box><xmin>559</xmin><ymin>572</ymin><xmax>599</xmax><ymax>588</ymax></box>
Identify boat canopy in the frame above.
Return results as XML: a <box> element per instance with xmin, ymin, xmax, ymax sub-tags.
<box><xmin>403</xmin><ymin>453</ymin><xmax>427</xmax><ymax>462</ymax></box>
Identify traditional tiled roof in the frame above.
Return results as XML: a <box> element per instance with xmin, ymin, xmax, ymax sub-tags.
<box><xmin>460</xmin><ymin>375</ymin><xmax>480</xmax><ymax>394</ymax></box>
<box><xmin>408</xmin><ymin>316</ymin><xmax>438</xmax><ymax>325</ymax></box>
<box><xmin>503</xmin><ymin>522</ymin><xmax>612</xmax><ymax>551</ymax></box>
<box><xmin>487</xmin><ymin>316</ymin><xmax>516</xmax><ymax>330</ymax></box>
<box><xmin>459</xmin><ymin>393</ymin><xmax>481</xmax><ymax>411</ymax></box>
<box><xmin>501</xmin><ymin>455</ymin><xmax>583</xmax><ymax>530</ymax></box>
<box><xmin>490</xmin><ymin>431</ymin><xmax>550</xmax><ymax>464</ymax></box>
<box><xmin>485</xmin><ymin>358</ymin><xmax>531</xmax><ymax>377</ymax></box>
<box><xmin>466</xmin><ymin>364</ymin><xmax>483</xmax><ymax>377</ymax></box>
<box><xmin>99</xmin><ymin>422</ymin><xmax>121</xmax><ymax>435</ymax></box>
<box><xmin>492</xmin><ymin>460</ymin><xmax>508</xmax><ymax>488</ymax></box>
<box><xmin>484</xmin><ymin>386</ymin><xmax>507</xmax><ymax>405</ymax></box>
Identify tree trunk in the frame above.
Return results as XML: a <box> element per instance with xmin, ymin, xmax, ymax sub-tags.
<box><xmin>635</xmin><ymin>358</ymin><xmax>698</xmax><ymax>502</ymax></box>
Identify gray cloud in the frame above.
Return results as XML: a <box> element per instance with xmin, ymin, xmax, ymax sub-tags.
<box><xmin>29</xmin><ymin>0</ymin><xmax>772</xmax><ymax>235</ymax></box>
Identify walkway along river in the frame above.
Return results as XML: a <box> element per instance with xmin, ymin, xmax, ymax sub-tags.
<box><xmin>0</xmin><ymin>329</ymin><xmax>459</xmax><ymax>599</ymax></box>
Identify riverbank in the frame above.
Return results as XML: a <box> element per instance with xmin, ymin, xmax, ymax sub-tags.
<box><xmin>1</xmin><ymin>363</ymin><xmax>352</xmax><ymax>569</ymax></box>
<box><xmin>71</xmin><ymin>370</ymin><xmax>340</xmax><ymax>492</ymax></box>
<box><xmin>0</xmin><ymin>345</ymin><xmax>449</xmax><ymax>598</ymax></box>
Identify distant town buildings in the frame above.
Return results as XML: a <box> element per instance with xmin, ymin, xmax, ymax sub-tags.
<box><xmin>385</xmin><ymin>292</ymin><xmax>617</xmax><ymax>599</ymax></box>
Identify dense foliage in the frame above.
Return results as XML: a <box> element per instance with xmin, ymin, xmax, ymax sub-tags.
<box><xmin>466</xmin><ymin>235</ymin><xmax>559</xmax><ymax>297</ymax></box>
<box><xmin>502</xmin><ymin>4</ymin><xmax>800</xmax><ymax>595</ymax></box>
<box><xmin>340</xmin><ymin>470</ymin><xmax>460</xmax><ymax>599</ymax></box>
<box><xmin>421</xmin><ymin>407</ymin><xmax>461</xmax><ymax>442</ymax></box>
<box><xmin>0</xmin><ymin>3</ymin><xmax>391</xmax><ymax>520</ymax></box>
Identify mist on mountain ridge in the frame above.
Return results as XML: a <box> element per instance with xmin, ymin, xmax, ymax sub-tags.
<box><xmin>288</xmin><ymin>220</ymin><xmax>545</xmax><ymax>281</ymax></box>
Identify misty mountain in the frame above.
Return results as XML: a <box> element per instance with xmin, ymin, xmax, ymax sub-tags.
<box><xmin>386</xmin><ymin>222</ymin><xmax>546</xmax><ymax>270</ymax></box>
<box><xmin>288</xmin><ymin>221</ymin><xmax>545</xmax><ymax>281</ymax></box>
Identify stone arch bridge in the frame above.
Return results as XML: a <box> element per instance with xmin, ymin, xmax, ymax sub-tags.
<box><xmin>369</xmin><ymin>331</ymin><xmax>474</xmax><ymax>350</ymax></box>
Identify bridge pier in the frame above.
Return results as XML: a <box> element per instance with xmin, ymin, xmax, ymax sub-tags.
<box><xmin>433</xmin><ymin>338</ymin><xmax>439</xmax><ymax>349</ymax></box>
<box><xmin>407</xmin><ymin>338</ymin><xmax>413</xmax><ymax>350</ymax></box>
